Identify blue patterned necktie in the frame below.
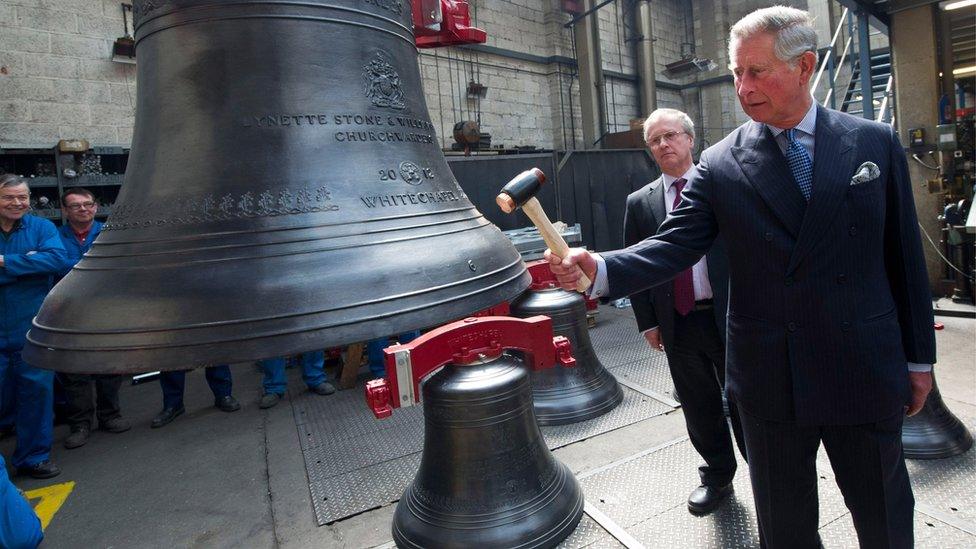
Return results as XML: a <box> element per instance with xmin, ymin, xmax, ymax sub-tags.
<box><xmin>785</xmin><ymin>128</ymin><xmax>813</xmax><ymax>200</ymax></box>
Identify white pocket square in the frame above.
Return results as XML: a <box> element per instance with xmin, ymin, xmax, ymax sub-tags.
<box><xmin>850</xmin><ymin>162</ymin><xmax>880</xmax><ymax>185</ymax></box>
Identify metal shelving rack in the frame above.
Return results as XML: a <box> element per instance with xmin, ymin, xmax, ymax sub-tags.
<box><xmin>0</xmin><ymin>144</ymin><xmax>128</xmax><ymax>225</ymax></box>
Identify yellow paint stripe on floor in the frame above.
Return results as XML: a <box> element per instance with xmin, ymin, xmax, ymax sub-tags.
<box><xmin>25</xmin><ymin>481</ymin><xmax>75</xmax><ymax>530</ymax></box>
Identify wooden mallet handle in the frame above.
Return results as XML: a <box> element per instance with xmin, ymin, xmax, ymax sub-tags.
<box><xmin>519</xmin><ymin>197</ymin><xmax>592</xmax><ymax>293</ymax></box>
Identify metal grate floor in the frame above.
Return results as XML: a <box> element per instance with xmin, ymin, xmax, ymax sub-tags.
<box><xmin>296</xmin><ymin>305</ymin><xmax>975</xmax><ymax>548</ymax></box>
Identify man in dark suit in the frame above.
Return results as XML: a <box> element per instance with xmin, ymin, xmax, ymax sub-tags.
<box><xmin>625</xmin><ymin>108</ymin><xmax>746</xmax><ymax>515</ymax></box>
<box><xmin>547</xmin><ymin>6</ymin><xmax>934</xmax><ymax>548</ymax></box>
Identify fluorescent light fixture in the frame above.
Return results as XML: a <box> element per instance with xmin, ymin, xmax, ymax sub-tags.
<box><xmin>944</xmin><ymin>0</ymin><xmax>976</xmax><ymax>10</ymax></box>
<box><xmin>953</xmin><ymin>65</ymin><xmax>976</xmax><ymax>75</ymax></box>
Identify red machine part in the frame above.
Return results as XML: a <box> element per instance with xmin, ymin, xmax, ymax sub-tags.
<box><xmin>526</xmin><ymin>259</ymin><xmax>559</xmax><ymax>290</ymax></box>
<box><xmin>365</xmin><ymin>316</ymin><xmax>576</xmax><ymax>418</ymax></box>
<box><xmin>470</xmin><ymin>301</ymin><xmax>511</xmax><ymax>317</ymax></box>
<box><xmin>412</xmin><ymin>0</ymin><xmax>487</xmax><ymax>48</ymax></box>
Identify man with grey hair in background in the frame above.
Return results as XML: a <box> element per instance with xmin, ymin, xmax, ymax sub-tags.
<box><xmin>624</xmin><ymin>108</ymin><xmax>745</xmax><ymax>516</ymax></box>
<box><xmin>0</xmin><ymin>174</ymin><xmax>68</xmax><ymax>479</ymax></box>
<box><xmin>547</xmin><ymin>6</ymin><xmax>933</xmax><ymax>547</ymax></box>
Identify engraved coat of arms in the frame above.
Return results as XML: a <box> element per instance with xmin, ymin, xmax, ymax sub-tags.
<box><xmin>363</xmin><ymin>52</ymin><xmax>406</xmax><ymax>110</ymax></box>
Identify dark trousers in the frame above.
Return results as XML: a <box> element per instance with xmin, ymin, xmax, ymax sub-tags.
<box><xmin>160</xmin><ymin>366</ymin><xmax>232</xmax><ymax>410</ymax></box>
<box><xmin>666</xmin><ymin>309</ymin><xmax>747</xmax><ymax>487</ymax></box>
<box><xmin>62</xmin><ymin>373</ymin><xmax>123</xmax><ymax>429</ymax></box>
<box><xmin>738</xmin><ymin>407</ymin><xmax>914</xmax><ymax>549</ymax></box>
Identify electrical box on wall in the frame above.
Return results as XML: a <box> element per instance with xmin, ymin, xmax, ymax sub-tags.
<box><xmin>908</xmin><ymin>128</ymin><xmax>925</xmax><ymax>147</ymax></box>
<box><xmin>937</xmin><ymin>124</ymin><xmax>958</xmax><ymax>151</ymax></box>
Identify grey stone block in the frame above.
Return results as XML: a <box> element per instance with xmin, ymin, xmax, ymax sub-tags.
<box><xmin>51</xmin><ymin>80</ymin><xmax>113</xmax><ymax>105</ymax></box>
<box><xmin>40</xmin><ymin>0</ymin><xmax>103</xmax><ymax>15</ymax></box>
<box><xmin>0</xmin><ymin>27</ymin><xmax>51</xmax><ymax>54</ymax></box>
<box><xmin>50</xmin><ymin>34</ymin><xmax>110</xmax><ymax>58</ymax></box>
<box><xmin>15</xmin><ymin>7</ymin><xmax>79</xmax><ymax>33</ymax></box>
<box><xmin>22</xmin><ymin>54</ymin><xmax>81</xmax><ymax>79</ymax></box>
<box><xmin>108</xmin><ymin>82</ymin><xmax>136</xmax><ymax>106</ymax></box>
<box><xmin>0</xmin><ymin>100</ymin><xmax>30</xmax><ymax>123</ymax></box>
<box><xmin>90</xmin><ymin>103</ymin><xmax>135</xmax><ymax>126</ymax></box>
<box><xmin>0</xmin><ymin>51</ymin><xmax>25</xmax><ymax>75</ymax></box>
<box><xmin>79</xmin><ymin>58</ymin><xmax>130</xmax><ymax>82</ymax></box>
<box><xmin>28</xmin><ymin>101</ymin><xmax>90</xmax><ymax>124</ymax></box>
<box><xmin>58</xmin><ymin>123</ymin><xmax>118</xmax><ymax>144</ymax></box>
<box><xmin>0</xmin><ymin>122</ymin><xmax>59</xmax><ymax>146</ymax></box>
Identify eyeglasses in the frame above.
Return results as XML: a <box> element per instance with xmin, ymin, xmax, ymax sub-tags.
<box><xmin>65</xmin><ymin>201</ymin><xmax>96</xmax><ymax>211</ymax></box>
<box><xmin>647</xmin><ymin>131</ymin><xmax>688</xmax><ymax>147</ymax></box>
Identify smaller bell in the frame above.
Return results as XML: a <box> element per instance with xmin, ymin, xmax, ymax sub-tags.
<box><xmin>366</xmin><ymin>316</ymin><xmax>583</xmax><ymax>549</ymax></box>
<box><xmin>510</xmin><ymin>261</ymin><xmax>623</xmax><ymax>425</ymax></box>
<box><xmin>903</xmin><ymin>375</ymin><xmax>973</xmax><ymax>459</ymax></box>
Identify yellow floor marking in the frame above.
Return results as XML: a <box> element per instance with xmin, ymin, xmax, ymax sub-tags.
<box><xmin>25</xmin><ymin>481</ymin><xmax>75</xmax><ymax>530</ymax></box>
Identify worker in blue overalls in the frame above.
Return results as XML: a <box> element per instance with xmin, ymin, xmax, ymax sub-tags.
<box><xmin>0</xmin><ymin>454</ymin><xmax>43</xmax><ymax>548</ymax></box>
<box><xmin>257</xmin><ymin>352</ymin><xmax>336</xmax><ymax>409</ymax></box>
<box><xmin>0</xmin><ymin>174</ymin><xmax>68</xmax><ymax>479</ymax></box>
<box><xmin>55</xmin><ymin>188</ymin><xmax>130</xmax><ymax>449</ymax></box>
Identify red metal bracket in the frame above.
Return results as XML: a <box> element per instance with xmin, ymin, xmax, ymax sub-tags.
<box><xmin>526</xmin><ymin>259</ymin><xmax>560</xmax><ymax>290</ymax></box>
<box><xmin>412</xmin><ymin>0</ymin><xmax>487</xmax><ymax>48</ymax></box>
<box><xmin>365</xmin><ymin>316</ymin><xmax>575</xmax><ymax>418</ymax></box>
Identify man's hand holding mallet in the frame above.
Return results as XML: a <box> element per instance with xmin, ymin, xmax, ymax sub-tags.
<box><xmin>496</xmin><ymin>168</ymin><xmax>595</xmax><ymax>293</ymax></box>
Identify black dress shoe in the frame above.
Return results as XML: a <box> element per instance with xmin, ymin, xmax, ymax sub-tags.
<box><xmin>687</xmin><ymin>483</ymin><xmax>733</xmax><ymax>515</ymax></box>
<box><xmin>214</xmin><ymin>395</ymin><xmax>241</xmax><ymax>412</ymax></box>
<box><xmin>151</xmin><ymin>406</ymin><xmax>185</xmax><ymax>428</ymax></box>
<box><xmin>17</xmin><ymin>460</ymin><xmax>61</xmax><ymax>479</ymax></box>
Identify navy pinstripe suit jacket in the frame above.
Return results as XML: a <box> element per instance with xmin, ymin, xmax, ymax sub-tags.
<box><xmin>602</xmin><ymin>106</ymin><xmax>936</xmax><ymax>425</ymax></box>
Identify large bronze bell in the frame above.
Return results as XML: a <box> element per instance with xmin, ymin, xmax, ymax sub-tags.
<box><xmin>366</xmin><ymin>316</ymin><xmax>584</xmax><ymax>548</ymax></box>
<box><xmin>24</xmin><ymin>0</ymin><xmax>528</xmax><ymax>373</ymax></box>
<box><xmin>510</xmin><ymin>261</ymin><xmax>623</xmax><ymax>425</ymax></box>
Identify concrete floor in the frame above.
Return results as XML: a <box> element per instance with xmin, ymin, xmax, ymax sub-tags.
<box><xmin>2</xmin><ymin>313</ymin><xmax>973</xmax><ymax>549</ymax></box>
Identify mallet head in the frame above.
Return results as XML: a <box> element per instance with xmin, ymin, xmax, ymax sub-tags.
<box><xmin>496</xmin><ymin>168</ymin><xmax>546</xmax><ymax>213</ymax></box>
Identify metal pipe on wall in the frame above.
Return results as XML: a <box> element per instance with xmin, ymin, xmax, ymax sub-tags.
<box><xmin>573</xmin><ymin>0</ymin><xmax>608</xmax><ymax>148</ymax></box>
<box><xmin>635</xmin><ymin>0</ymin><xmax>657</xmax><ymax>116</ymax></box>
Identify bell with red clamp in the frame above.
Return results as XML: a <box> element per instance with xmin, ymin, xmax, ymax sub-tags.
<box><xmin>365</xmin><ymin>316</ymin><xmax>584</xmax><ymax>549</ymax></box>
<box><xmin>508</xmin><ymin>260</ymin><xmax>624</xmax><ymax>425</ymax></box>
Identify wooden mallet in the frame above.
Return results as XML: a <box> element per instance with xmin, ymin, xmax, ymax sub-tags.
<box><xmin>496</xmin><ymin>168</ymin><xmax>592</xmax><ymax>293</ymax></box>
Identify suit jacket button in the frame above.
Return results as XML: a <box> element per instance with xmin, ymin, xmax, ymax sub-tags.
<box><xmin>764</xmin><ymin>232</ymin><xmax>773</xmax><ymax>241</ymax></box>
<box><xmin>841</xmin><ymin>320</ymin><xmax>851</xmax><ymax>330</ymax></box>
<box><xmin>849</xmin><ymin>225</ymin><xmax>857</xmax><ymax>236</ymax></box>
<box><xmin>837</xmin><ymin>274</ymin><xmax>847</xmax><ymax>284</ymax></box>
<box><xmin>785</xmin><ymin>277</ymin><xmax>794</xmax><ymax>286</ymax></box>
<box><xmin>787</xmin><ymin>322</ymin><xmax>797</xmax><ymax>332</ymax></box>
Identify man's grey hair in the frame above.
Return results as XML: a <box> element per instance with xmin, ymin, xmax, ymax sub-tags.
<box><xmin>0</xmin><ymin>173</ymin><xmax>29</xmax><ymax>190</ymax></box>
<box><xmin>728</xmin><ymin>6</ymin><xmax>819</xmax><ymax>67</ymax></box>
<box><xmin>643</xmin><ymin>108</ymin><xmax>695</xmax><ymax>144</ymax></box>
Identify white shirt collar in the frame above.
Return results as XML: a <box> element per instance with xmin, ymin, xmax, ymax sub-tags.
<box><xmin>662</xmin><ymin>165</ymin><xmax>698</xmax><ymax>192</ymax></box>
<box><xmin>766</xmin><ymin>101</ymin><xmax>818</xmax><ymax>137</ymax></box>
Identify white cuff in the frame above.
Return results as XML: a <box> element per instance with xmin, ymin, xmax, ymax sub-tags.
<box><xmin>589</xmin><ymin>253</ymin><xmax>609</xmax><ymax>298</ymax></box>
<box><xmin>907</xmin><ymin>362</ymin><xmax>932</xmax><ymax>373</ymax></box>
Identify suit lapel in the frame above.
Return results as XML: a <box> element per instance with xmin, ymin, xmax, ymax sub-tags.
<box><xmin>731</xmin><ymin>122</ymin><xmax>806</xmax><ymax>238</ymax></box>
<box><xmin>649</xmin><ymin>177</ymin><xmax>666</xmax><ymax>230</ymax></box>
<box><xmin>787</xmin><ymin>107</ymin><xmax>856</xmax><ymax>274</ymax></box>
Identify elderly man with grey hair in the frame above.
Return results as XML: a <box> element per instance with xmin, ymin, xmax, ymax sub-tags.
<box><xmin>547</xmin><ymin>6</ymin><xmax>933</xmax><ymax>547</ymax></box>
<box><xmin>625</xmin><ymin>108</ymin><xmax>746</xmax><ymax>516</ymax></box>
<box><xmin>0</xmin><ymin>174</ymin><xmax>68</xmax><ymax>479</ymax></box>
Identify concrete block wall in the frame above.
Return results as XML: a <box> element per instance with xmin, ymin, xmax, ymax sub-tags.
<box><xmin>0</xmin><ymin>0</ymin><xmax>844</xmax><ymax>152</ymax></box>
<box><xmin>0</xmin><ymin>0</ymin><xmax>136</xmax><ymax>146</ymax></box>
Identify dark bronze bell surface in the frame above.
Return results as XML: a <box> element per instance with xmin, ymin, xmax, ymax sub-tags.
<box><xmin>510</xmin><ymin>287</ymin><xmax>623</xmax><ymax>425</ymax></box>
<box><xmin>903</xmin><ymin>377</ymin><xmax>973</xmax><ymax>459</ymax></box>
<box><xmin>24</xmin><ymin>0</ymin><xmax>529</xmax><ymax>374</ymax></box>
<box><xmin>393</xmin><ymin>354</ymin><xmax>584</xmax><ymax>548</ymax></box>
